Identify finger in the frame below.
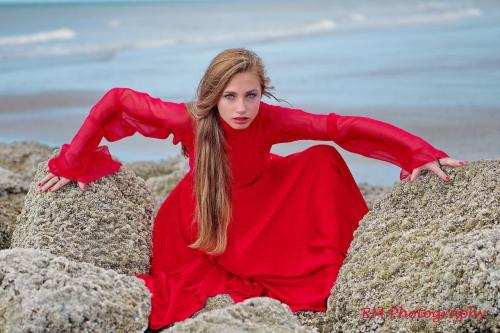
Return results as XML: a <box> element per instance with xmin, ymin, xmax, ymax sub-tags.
<box><xmin>409</xmin><ymin>168</ymin><xmax>421</xmax><ymax>183</ymax></box>
<box><xmin>78</xmin><ymin>181</ymin><xmax>88</xmax><ymax>192</ymax></box>
<box><xmin>440</xmin><ymin>158</ymin><xmax>468</xmax><ymax>167</ymax></box>
<box><xmin>400</xmin><ymin>169</ymin><xmax>410</xmax><ymax>181</ymax></box>
<box><xmin>430</xmin><ymin>163</ymin><xmax>450</xmax><ymax>181</ymax></box>
<box><xmin>39</xmin><ymin>176</ymin><xmax>60</xmax><ymax>192</ymax></box>
<box><xmin>49</xmin><ymin>178</ymin><xmax>72</xmax><ymax>192</ymax></box>
<box><xmin>38</xmin><ymin>172</ymin><xmax>55</xmax><ymax>186</ymax></box>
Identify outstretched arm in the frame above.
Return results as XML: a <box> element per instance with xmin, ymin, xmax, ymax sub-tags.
<box><xmin>46</xmin><ymin>87</ymin><xmax>193</xmax><ymax>185</ymax></box>
<box><xmin>263</xmin><ymin>102</ymin><xmax>452</xmax><ymax>181</ymax></box>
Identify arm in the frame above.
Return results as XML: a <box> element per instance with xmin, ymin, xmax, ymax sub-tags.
<box><xmin>48</xmin><ymin>87</ymin><xmax>193</xmax><ymax>183</ymax></box>
<box><xmin>263</xmin><ymin>102</ymin><xmax>449</xmax><ymax>180</ymax></box>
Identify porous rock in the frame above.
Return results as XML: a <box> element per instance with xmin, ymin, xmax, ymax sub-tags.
<box><xmin>0</xmin><ymin>193</ymin><xmax>24</xmax><ymax>250</ymax></box>
<box><xmin>0</xmin><ymin>247</ymin><xmax>151</xmax><ymax>333</ymax></box>
<box><xmin>0</xmin><ymin>166</ymin><xmax>30</xmax><ymax>195</ymax></box>
<box><xmin>145</xmin><ymin>166</ymin><xmax>188</xmax><ymax>213</ymax></box>
<box><xmin>0</xmin><ymin>167</ymin><xmax>29</xmax><ymax>249</ymax></box>
<box><xmin>325</xmin><ymin>160</ymin><xmax>500</xmax><ymax>332</ymax></box>
<box><xmin>357</xmin><ymin>182</ymin><xmax>392</xmax><ymax>210</ymax></box>
<box><xmin>125</xmin><ymin>155</ymin><xmax>189</xmax><ymax>214</ymax></box>
<box><xmin>293</xmin><ymin>310</ymin><xmax>329</xmax><ymax>333</ymax></box>
<box><xmin>10</xmin><ymin>148</ymin><xmax>156</xmax><ymax>275</ymax></box>
<box><xmin>0</xmin><ymin>141</ymin><xmax>53</xmax><ymax>250</ymax></box>
<box><xmin>125</xmin><ymin>155</ymin><xmax>187</xmax><ymax>181</ymax></box>
<box><xmin>0</xmin><ymin>141</ymin><xmax>54</xmax><ymax>180</ymax></box>
<box><xmin>161</xmin><ymin>297</ymin><xmax>318</xmax><ymax>333</ymax></box>
<box><xmin>192</xmin><ymin>293</ymin><xmax>236</xmax><ymax>318</ymax></box>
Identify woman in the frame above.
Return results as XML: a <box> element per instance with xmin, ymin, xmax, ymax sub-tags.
<box><xmin>37</xmin><ymin>48</ymin><xmax>466</xmax><ymax>330</ymax></box>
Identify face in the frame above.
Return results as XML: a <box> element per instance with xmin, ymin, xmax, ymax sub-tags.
<box><xmin>217</xmin><ymin>71</ymin><xmax>262</xmax><ymax>130</ymax></box>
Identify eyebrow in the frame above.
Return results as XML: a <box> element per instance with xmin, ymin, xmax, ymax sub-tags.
<box><xmin>223</xmin><ymin>89</ymin><xmax>258</xmax><ymax>94</ymax></box>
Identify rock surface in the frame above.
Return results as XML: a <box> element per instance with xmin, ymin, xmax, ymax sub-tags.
<box><xmin>125</xmin><ymin>156</ymin><xmax>186</xmax><ymax>181</ymax></box>
<box><xmin>10</xmin><ymin>148</ymin><xmax>156</xmax><ymax>276</ymax></box>
<box><xmin>0</xmin><ymin>193</ymin><xmax>24</xmax><ymax>250</ymax></box>
<box><xmin>0</xmin><ymin>167</ymin><xmax>30</xmax><ymax>249</ymax></box>
<box><xmin>0</xmin><ymin>141</ymin><xmax>54</xmax><ymax>180</ymax></box>
<box><xmin>146</xmin><ymin>173</ymin><xmax>182</xmax><ymax>212</ymax></box>
<box><xmin>5</xmin><ymin>141</ymin><xmax>496</xmax><ymax>333</ymax></box>
<box><xmin>0</xmin><ymin>166</ymin><xmax>30</xmax><ymax>195</ymax></box>
<box><xmin>357</xmin><ymin>182</ymin><xmax>392</xmax><ymax>210</ymax></box>
<box><xmin>0</xmin><ymin>247</ymin><xmax>151</xmax><ymax>333</ymax></box>
<box><xmin>0</xmin><ymin>142</ymin><xmax>55</xmax><ymax>250</ymax></box>
<box><xmin>191</xmin><ymin>293</ymin><xmax>236</xmax><ymax>318</ymax></box>
<box><xmin>325</xmin><ymin>160</ymin><xmax>500</xmax><ymax>333</ymax></box>
<box><xmin>161</xmin><ymin>297</ymin><xmax>318</xmax><ymax>333</ymax></box>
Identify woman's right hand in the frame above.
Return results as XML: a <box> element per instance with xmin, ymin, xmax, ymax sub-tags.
<box><xmin>38</xmin><ymin>166</ymin><xmax>88</xmax><ymax>192</ymax></box>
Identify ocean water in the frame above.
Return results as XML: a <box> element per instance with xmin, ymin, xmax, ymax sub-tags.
<box><xmin>1</xmin><ymin>0</ymin><xmax>499</xmax><ymax>185</ymax></box>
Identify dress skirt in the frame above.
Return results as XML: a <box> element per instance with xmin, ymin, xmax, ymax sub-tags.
<box><xmin>136</xmin><ymin>144</ymin><xmax>369</xmax><ymax>330</ymax></box>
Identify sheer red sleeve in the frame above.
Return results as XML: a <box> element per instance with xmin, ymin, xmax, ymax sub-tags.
<box><xmin>48</xmin><ymin>87</ymin><xmax>193</xmax><ymax>183</ymax></box>
<box><xmin>263</xmin><ymin>101</ymin><xmax>449</xmax><ymax>181</ymax></box>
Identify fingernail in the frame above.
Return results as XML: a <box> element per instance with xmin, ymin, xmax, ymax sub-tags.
<box><xmin>445</xmin><ymin>176</ymin><xmax>450</xmax><ymax>181</ymax></box>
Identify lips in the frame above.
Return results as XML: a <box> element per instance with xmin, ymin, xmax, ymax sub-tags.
<box><xmin>233</xmin><ymin>117</ymin><xmax>249</xmax><ymax>122</ymax></box>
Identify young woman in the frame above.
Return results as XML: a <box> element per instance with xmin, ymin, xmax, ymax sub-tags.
<box><xmin>38</xmin><ymin>48</ymin><xmax>466</xmax><ymax>330</ymax></box>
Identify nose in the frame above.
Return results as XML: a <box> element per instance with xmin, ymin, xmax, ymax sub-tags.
<box><xmin>235</xmin><ymin>98</ymin><xmax>246</xmax><ymax>113</ymax></box>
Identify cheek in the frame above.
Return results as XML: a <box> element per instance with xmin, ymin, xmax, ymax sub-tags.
<box><xmin>217</xmin><ymin>102</ymin><xmax>231</xmax><ymax>119</ymax></box>
<box><xmin>251</xmin><ymin>103</ymin><xmax>260</xmax><ymax>117</ymax></box>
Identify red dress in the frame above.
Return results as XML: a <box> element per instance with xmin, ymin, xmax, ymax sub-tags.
<box><xmin>48</xmin><ymin>87</ymin><xmax>449</xmax><ymax>330</ymax></box>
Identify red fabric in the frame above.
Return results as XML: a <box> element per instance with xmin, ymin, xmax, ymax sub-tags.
<box><xmin>48</xmin><ymin>88</ymin><xmax>449</xmax><ymax>330</ymax></box>
<box><xmin>48</xmin><ymin>87</ymin><xmax>193</xmax><ymax>183</ymax></box>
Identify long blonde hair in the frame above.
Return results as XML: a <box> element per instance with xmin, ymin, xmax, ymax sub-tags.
<box><xmin>183</xmin><ymin>48</ymin><xmax>280</xmax><ymax>256</ymax></box>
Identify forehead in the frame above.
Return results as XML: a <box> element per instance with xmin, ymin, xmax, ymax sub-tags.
<box><xmin>224</xmin><ymin>72</ymin><xmax>260</xmax><ymax>92</ymax></box>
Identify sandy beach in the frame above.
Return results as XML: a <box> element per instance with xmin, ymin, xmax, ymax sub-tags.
<box><xmin>1</xmin><ymin>0</ymin><xmax>499</xmax><ymax>186</ymax></box>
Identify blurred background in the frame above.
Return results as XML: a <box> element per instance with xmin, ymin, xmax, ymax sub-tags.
<box><xmin>1</xmin><ymin>0</ymin><xmax>499</xmax><ymax>186</ymax></box>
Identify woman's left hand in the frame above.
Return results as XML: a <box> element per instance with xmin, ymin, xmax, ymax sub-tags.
<box><xmin>408</xmin><ymin>157</ymin><xmax>468</xmax><ymax>184</ymax></box>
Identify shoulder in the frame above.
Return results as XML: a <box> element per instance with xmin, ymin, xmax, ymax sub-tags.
<box><xmin>258</xmin><ymin>100</ymin><xmax>307</xmax><ymax>123</ymax></box>
<box><xmin>259</xmin><ymin>100</ymin><xmax>283</xmax><ymax>113</ymax></box>
<box><xmin>258</xmin><ymin>100</ymin><xmax>285</xmax><ymax>121</ymax></box>
<box><xmin>259</xmin><ymin>100</ymin><xmax>304</xmax><ymax>114</ymax></box>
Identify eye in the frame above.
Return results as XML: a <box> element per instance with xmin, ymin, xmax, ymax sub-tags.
<box><xmin>247</xmin><ymin>93</ymin><xmax>257</xmax><ymax>98</ymax></box>
<box><xmin>224</xmin><ymin>94</ymin><xmax>234</xmax><ymax>100</ymax></box>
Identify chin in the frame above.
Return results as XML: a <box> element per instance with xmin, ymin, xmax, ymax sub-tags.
<box><xmin>232</xmin><ymin>124</ymin><xmax>250</xmax><ymax>130</ymax></box>
<box><xmin>232</xmin><ymin>120</ymin><xmax>253</xmax><ymax>129</ymax></box>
